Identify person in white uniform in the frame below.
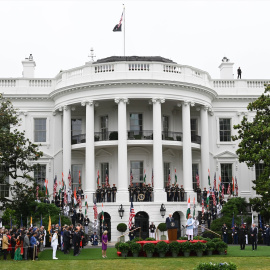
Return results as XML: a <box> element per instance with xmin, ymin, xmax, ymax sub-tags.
<box><xmin>51</xmin><ymin>229</ymin><xmax>59</xmax><ymax>259</ymax></box>
<box><xmin>186</xmin><ymin>214</ymin><xmax>195</xmax><ymax>241</ymax></box>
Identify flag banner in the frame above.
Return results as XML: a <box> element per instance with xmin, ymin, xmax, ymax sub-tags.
<box><xmin>196</xmin><ymin>169</ymin><xmax>200</xmax><ymax>188</ymax></box>
<box><xmin>130</xmin><ymin>168</ymin><xmax>133</xmax><ymax>185</ymax></box>
<box><xmin>64</xmin><ymin>188</ymin><xmax>67</xmax><ymax>205</ymax></box>
<box><xmin>227</xmin><ymin>183</ymin><xmax>231</xmax><ymax>196</ymax></box>
<box><xmin>168</xmin><ymin>168</ymin><xmax>171</xmax><ymax>186</ymax></box>
<box><xmin>68</xmin><ymin>170</ymin><xmax>72</xmax><ymax>189</ymax></box>
<box><xmin>79</xmin><ymin>170</ymin><xmax>81</xmax><ymax>186</ymax></box>
<box><xmin>113</xmin><ymin>11</ymin><xmax>123</xmax><ymax>32</ymax></box>
<box><xmin>48</xmin><ymin>215</ymin><xmax>51</xmax><ymax>235</ymax></box>
<box><xmin>232</xmin><ymin>177</ymin><xmax>235</xmax><ymax>196</ymax></box>
<box><xmin>218</xmin><ymin>175</ymin><xmax>222</xmax><ymax>194</ymax></box>
<box><xmin>105</xmin><ymin>168</ymin><xmax>109</xmax><ymax>186</ymax></box>
<box><xmin>45</xmin><ymin>179</ymin><xmax>48</xmax><ymax>196</ymax></box>
<box><xmin>151</xmin><ymin>168</ymin><xmax>154</xmax><ymax>187</ymax></box>
<box><xmin>202</xmin><ymin>198</ymin><xmax>205</xmax><ymax>216</ymax></box>
<box><xmin>222</xmin><ymin>184</ymin><xmax>225</xmax><ymax>199</ymax></box>
<box><xmin>93</xmin><ymin>200</ymin><xmax>98</xmax><ymax>220</ymax></box>
<box><xmin>214</xmin><ymin>173</ymin><xmax>216</xmax><ymax>190</ymax></box>
<box><xmin>101</xmin><ymin>203</ymin><xmax>104</xmax><ymax>225</ymax></box>
<box><xmin>212</xmin><ymin>190</ymin><xmax>217</xmax><ymax>207</ymax></box>
<box><xmin>128</xmin><ymin>200</ymin><xmax>135</xmax><ymax>229</ymax></box>
<box><xmin>186</xmin><ymin>196</ymin><xmax>191</xmax><ymax>219</ymax></box>
<box><xmin>175</xmin><ymin>169</ymin><xmax>177</xmax><ymax>184</ymax></box>
<box><xmin>208</xmin><ymin>169</ymin><xmax>210</xmax><ymax>186</ymax></box>
<box><xmin>74</xmin><ymin>187</ymin><xmax>77</xmax><ymax>206</ymax></box>
<box><xmin>53</xmin><ymin>175</ymin><xmax>57</xmax><ymax>198</ymax></box>
<box><xmin>206</xmin><ymin>189</ymin><xmax>210</xmax><ymax>208</ymax></box>
<box><xmin>30</xmin><ymin>216</ymin><xmax>33</xmax><ymax>227</ymax></box>
<box><xmin>97</xmin><ymin>170</ymin><xmax>100</xmax><ymax>185</ymax></box>
<box><xmin>143</xmin><ymin>169</ymin><xmax>146</xmax><ymax>183</ymax></box>
<box><xmin>36</xmin><ymin>185</ymin><xmax>39</xmax><ymax>200</ymax></box>
<box><xmin>235</xmin><ymin>177</ymin><xmax>238</xmax><ymax>196</ymax></box>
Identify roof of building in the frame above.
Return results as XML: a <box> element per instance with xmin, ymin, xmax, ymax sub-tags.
<box><xmin>94</xmin><ymin>56</ymin><xmax>176</xmax><ymax>64</ymax></box>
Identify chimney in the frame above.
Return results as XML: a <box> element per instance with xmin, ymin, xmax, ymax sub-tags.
<box><xmin>218</xmin><ymin>57</ymin><xmax>234</xmax><ymax>79</ymax></box>
<box><xmin>22</xmin><ymin>54</ymin><xmax>36</xmax><ymax>78</ymax></box>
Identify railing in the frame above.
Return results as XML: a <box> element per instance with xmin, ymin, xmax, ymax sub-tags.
<box><xmin>94</xmin><ymin>131</ymin><xmax>118</xmax><ymax>141</ymax></box>
<box><xmin>29</xmin><ymin>79</ymin><xmax>52</xmax><ymax>87</ymax></box>
<box><xmin>191</xmin><ymin>135</ymin><xmax>201</xmax><ymax>144</ymax></box>
<box><xmin>162</xmin><ymin>131</ymin><xmax>182</xmax><ymax>141</ymax></box>
<box><xmin>67</xmin><ymin>68</ymin><xmax>83</xmax><ymax>78</ymax></box>
<box><xmin>213</xmin><ymin>80</ymin><xmax>235</xmax><ymax>88</ymax></box>
<box><xmin>163</xmin><ymin>64</ymin><xmax>181</xmax><ymax>73</ymax></box>
<box><xmin>127</xmin><ymin>130</ymin><xmax>153</xmax><ymax>140</ymax></box>
<box><xmin>71</xmin><ymin>134</ymin><xmax>86</xmax><ymax>144</ymax></box>
<box><xmin>0</xmin><ymin>79</ymin><xmax>16</xmax><ymax>87</ymax></box>
<box><xmin>128</xmin><ymin>63</ymin><xmax>149</xmax><ymax>71</ymax></box>
<box><xmin>247</xmin><ymin>80</ymin><xmax>270</xmax><ymax>88</ymax></box>
<box><xmin>94</xmin><ymin>64</ymin><xmax>114</xmax><ymax>73</ymax></box>
<box><xmin>166</xmin><ymin>191</ymin><xmax>187</xmax><ymax>202</ymax></box>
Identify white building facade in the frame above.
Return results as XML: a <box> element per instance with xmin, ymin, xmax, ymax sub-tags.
<box><xmin>1</xmin><ymin>55</ymin><xmax>268</xmax><ymax>241</ymax></box>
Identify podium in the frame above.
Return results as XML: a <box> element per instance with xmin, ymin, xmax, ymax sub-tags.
<box><xmin>168</xmin><ymin>228</ymin><xmax>177</xmax><ymax>241</ymax></box>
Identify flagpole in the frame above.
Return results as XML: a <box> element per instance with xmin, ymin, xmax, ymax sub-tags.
<box><xmin>123</xmin><ymin>4</ymin><xmax>125</xmax><ymax>56</ymax></box>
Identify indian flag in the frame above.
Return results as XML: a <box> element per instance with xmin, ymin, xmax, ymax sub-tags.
<box><xmin>206</xmin><ymin>189</ymin><xmax>210</xmax><ymax>208</ymax></box>
<box><xmin>74</xmin><ymin>187</ymin><xmax>77</xmax><ymax>206</ymax></box>
<box><xmin>101</xmin><ymin>203</ymin><xmax>104</xmax><ymax>224</ymax></box>
<box><xmin>175</xmin><ymin>169</ymin><xmax>177</xmax><ymax>184</ymax></box>
<box><xmin>186</xmin><ymin>196</ymin><xmax>191</xmax><ymax>219</ymax></box>
<box><xmin>232</xmin><ymin>176</ymin><xmax>235</xmax><ymax>196</ymax></box>
<box><xmin>143</xmin><ymin>169</ymin><xmax>146</xmax><ymax>183</ymax></box>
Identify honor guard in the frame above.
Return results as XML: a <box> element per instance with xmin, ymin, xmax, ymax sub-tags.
<box><xmin>170</xmin><ymin>184</ymin><xmax>176</xmax><ymax>202</ymax></box>
<box><xmin>101</xmin><ymin>185</ymin><xmax>106</xmax><ymax>202</ymax></box>
<box><xmin>180</xmin><ymin>185</ymin><xmax>185</xmax><ymax>202</ymax></box>
<box><xmin>222</xmin><ymin>223</ymin><xmax>228</xmax><ymax>243</ymax></box>
<box><xmin>202</xmin><ymin>187</ymin><xmax>207</xmax><ymax>203</ymax></box>
<box><xmin>142</xmin><ymin>183</ymin><xmax>147</xmax><ymax>201</ymax></box>
<box><xmin>112</xmin><ymin>184</ymin><xmax>117</xmax><ymax>202</ymax></box>
<box><xmin>84</xmin><ymin>215</ymin><xmax>90</xmax><ymax>235</ymax></box>
<box><xmin>165</xmin><ymin>183</ymin><xmax>171</xmax><ymax>201</ymax></box>
<box><xmin>77</xmin><ymin>186</ymin><xmax>84</xmax><ymax>200</ymax></box>
<box><xmin>96</xmin><ymin>186</ymin><xmax>101</xmax><ymax>203</ymax></box>
<box><xmin>175</xmin><ymin>184</ymin><xmax>180</xmax><ymax>202</ymax></box>
<box><xmin>196</xmin><ymin>186</ymin><xmax>201</xmax><ymax>203</ymax></box>
<box><xmin>135</xmin><ymin>183</ymin><xmax>140</xmax><ymax>202</ymax></box>
<box><xmin>149</xmin><ymin>222</ymin><xmax>156</xmax><ymax>238</ymax></box>
<box><xmin>106</xmin><ymin>184</ymin><xmax>112</xmax><ymax>202</ymax></box>
<box><xmin>128</xmin><ymin>183</ymin><xmax>134</xmax><ymax>201</ymax></box>
<box><xmin>147</xmin><ymin>184</ymin><xmax>153</xmax><ymax>202</ymax></box>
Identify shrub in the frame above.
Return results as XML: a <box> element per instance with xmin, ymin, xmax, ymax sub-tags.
<box><xmin>155</xmin><ymin>241</ymin><xmax>169</xmax><ymax>253</ymax></box>
<box><xmin>195</xmin><ymin>262</ymin><xmax>237</xmax><ymax>270</ymax></box>
<box><xmin>215</xmin><ymin>241</ymin><xmax>228</xmax><ymax>252</ymax></box>
<box><xmin>118</xmin><ymin>242</ymin><xmax>130</xmax><ymax>253</ymax></box>
<box><xmin>178</xmin><ymin>236</ymin><xmax>188</xmax><ymax>240</ymax></box>
<box><xmin>179</xmin><ymin>241</ymin><xmax>192</xmax><ymax>252</ymax></box>
<box><xmin>143</xmin><ymin>243</ymin><xmax>155</xmax><ymax>253</ymax></box>
<box><xmin>109</xmin><ymin>131</ymin><xmax>118</xmax><ymax>140</ymax></box>
<box><xmin>130</xmin><ymin>242</ymin><xmax>142</xmax><ymax>253</ymax></box>
<box><xmin>206</xmin><ymin>240</ymin><xmax>216</xmax><ymax>251</ymax></box>
<box><xmin>117</xmin><ymin>223</ymin><xmax>127</xmax><ymax>233</ymax></box>
<box><xmin>145</xmin><ymin>237</ymin><xmax>155</xmax><ymax>241</ymax></box>
<box><xmin>169</xmin><ymin>241</ymin><xmax>181</xmax><ymax>253</ymax></box>
<box><xmin>115</xmin><ymin>242</ymin><xmax>120</xmax><ymax>251</ymax></box>
<box><xmin>158</xmin><ymin>222</ymin><xmax>167</xmax><ymax>234</ymax></box>
<box><xmin>211</xmin><ymin>238</ymin><xmax>223</xmax><ymax>243</ymax></box>
<box><xmin>133</xmin><ymin>237</ymin><xmax>143</xmax><ymax>242</ymax></box>
<box><xmin>192</xmin><ymin>241</ymin><xmax>206</xmax><ymax>252</ymax></box>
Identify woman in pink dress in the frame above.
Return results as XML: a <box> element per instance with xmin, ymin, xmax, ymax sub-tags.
<box><xmin>102</xmin><ymin>230</ymin><xmax>108</xmax><ymax>258</ymax></box>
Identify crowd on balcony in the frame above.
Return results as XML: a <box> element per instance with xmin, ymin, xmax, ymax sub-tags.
<box><xmin>95</xmin><ymin>184</ymin><xmax>117</xmax><ymax>203</ymax></box>
<box><xmin>128</xmin><ymin>183</ymin><xmax>153</xmax><ymax>202</ymax></box>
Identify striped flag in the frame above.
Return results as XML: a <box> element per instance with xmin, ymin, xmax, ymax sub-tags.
<box><xmin>68</xmin><ymin>170</ymin><xmax>72</xmax><ymax>189</ymax></box>
<box><xmin>93</xmin><ymin>200</ymin><xmax>98</xmax><ymax>220</ymax></box>
<box><xmin>196</xmin><ymin>169</ymin><xmax>200</xmax><ymax>188</ymax></box>
<box><xmin>227</xmin><ymin>183</ymin><xmax>231</xmax><ymax>196</ymax></box>
<box><xmin>44</xmin><ymin>179</ymin><xmax>48</xmax><ymax>196</ymax></box>
<box><xmin>113</xmin><ymin>11</ymin><xmax>123</xmax><ymax>32</ymax></box>
<box><xmin>143</xmin><ymin>169</ymin><xmax>146</xmax><ymax>183</ymax></box>
<box><xmin>168</xmin><ymin>168</ymin><xmax>171</xmax><ymax>186</ymax></box>
<box><xmin>232</xmin><ymin>176</ymin><xmax>235</xmax><ymax>196</ymax></box>
<box><xmin>222</xmin><ymin>184</ymin><xmax>225</xmax><ymax>199</ymax></box>
<box><xmin>128</xmin><ymin>200</ymin><xmax>135</xmax><ymax>229</ymax></box>
<box><xmin>30</xmin><ymin>216</ymin><xmax>33</xmax><ymax>227</ymax></box>
<box><xmin>175</xmin><ymin>169</ymin><xmax>177</xmax><ymax>184</ymax></box>
<box><xmin>212</xmin><ymin>190</ymin><xmax>217</xmax><ymax>207</ymax></box>
<box><xmin>48</xmin><ymin>215</ymin><xmax>51</xmax><ymax>236</ymax></box>
<box><xmin>186</xmin><ymin>196</ymin><xmax>191</xmax><ymax>219</ymax></box>
<box><xmin>105</xmin><ymin>168</ymin><xmax>109</xmax><ymax>186</ymax></box>
<box><xmin>208</xmin><ymin>169</ymin><xmax>210</xmax><ymax>186</ymax></box>
<box><xmin>130</xmin><ymin>168</ymin><xmax>133</xmax><ymax>185</ymax></box>
<box><xmin>214</xmin><ymin>173</ymin><xmax>216</xmax><ymax>190</ymax></box>
<box><xmin>74</xmin><ymin>187</ymin><xmax>77</xmax><ymax>206</ymax></box>
<box><xmin>151</xmin><ymin>168</ymin><xmax>154</xmax><ymax>187</ymax></box>
<box><xmin>53</xmin><ymin>175</ymin><xmax>57</xmax><ymax>198</ymax></box>
<box><xmin>79</xmin><ymin>170</ymin><xmax>81</xmax><ymax>186</ymax></box>
<box><xmin>97</xmin><ymin>170</ymin><xmax>100</xmax><ymax>185</ymax></box>
<box><xmin>235</xmin><ymin>177</ymin><xmax>238</xmax><ymax>196</ymax></box>
<box><xmin>101</xmin><ymin>203</ymin><xmax>104</xmax><ymax>225</ymax></box>
<box><xmin>64</xmin><ymin>187</ymin><xmax>67</xmax><ymax>205</ymax></box>
<box><xmin>218</xmin><ymin>175</ymin><xmax>222</xmax><ymax>193</ymax></box>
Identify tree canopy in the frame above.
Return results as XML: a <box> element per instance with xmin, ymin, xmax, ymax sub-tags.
<box><xmin>232</xmin><ymin>84</ymin><xmax>270</xmax><ymax>218</ymax></box>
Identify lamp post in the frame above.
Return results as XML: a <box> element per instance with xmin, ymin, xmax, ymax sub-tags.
<box><xmin>118</xmin><ymin>204</ymin><xmax>124</xmax><ymax>219</ymax></box>
<box><xmin>160</xmin><ymin>203</ymin><xmax>166</xmax><ymax>218</ymax></box>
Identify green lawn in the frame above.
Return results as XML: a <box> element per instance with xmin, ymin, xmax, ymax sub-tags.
<box><xmin>1</xmin><ymin>246</ymin><xmax>270</xmax><ymax>270</ymax></box>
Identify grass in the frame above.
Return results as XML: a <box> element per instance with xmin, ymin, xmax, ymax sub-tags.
<box><xmin>1</xmin><ymin>245</ymin><xmax>270</xmax><ymax>270</ymax></box>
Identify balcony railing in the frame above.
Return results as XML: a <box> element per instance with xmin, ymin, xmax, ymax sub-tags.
<box><xmin>162</xmin><ymin>131</ymin><xmax>182</xmax><ymax>141</ymax></box>
<box><xmin>191</xmin><ymin>135</ymin><xmax>201</xmax><ymax>144</ymax></box>
<box><xmin>71</xmin><ymin>134</ymin><xmax>86</xmax><ymax>144</ymax></box>
<box><xmin>94</xmin><ymin>131</ymin><xmax>118</xmax><ymax>141</ymax></box>
<box><xmin>127</xmin><ymin>130</ymin><xmax>153</xmax><ymax>140</ymax></box>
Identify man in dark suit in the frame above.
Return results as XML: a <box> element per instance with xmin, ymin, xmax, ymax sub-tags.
<box><xmin>250</xmin><ymin>223</ymin><xmax>258</xmax><ymax>251</ymax></box>
<box><xmin>166</xmin><ymin>214</ymin><xmax>175</xmax><ymax>229</ymax></box>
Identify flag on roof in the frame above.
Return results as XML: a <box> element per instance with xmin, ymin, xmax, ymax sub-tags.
<box><xmin>186</xmin><ymin>196</ymin><xmax>191</xmax><ymax>219</ymax></box>
<box><xmin>113</xmin><ymin>11</ymin><xmax>123</xmax><ymax>32</ymax></box>
<box><xmin>128</xmin><ymin>200</ymin><xmax>135</xmax><ymax>229</ymax></box>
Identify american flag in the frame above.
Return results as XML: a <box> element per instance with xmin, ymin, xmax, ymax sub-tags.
<box><xmin>214</xmin><ymin>173</ymin><xmax>216</xmax><ymax>190</ymax></box>
<box><xmin>235</xmin><ymin>177</ymin><xmax>238</xmax><ymax>196</ymax></box>
<box><xmin>128</xmin><ymin>200</ymin><xmax>135</xmax><ymax>230</ymax></box>
<box><xmin>130</xmin><ymin>168</ymin><xmax>133</xmax><ymax>185</ymax></box>
<box><xmin>53</xmin><ymin>175</ymin><xmax>57</xmax><ymax>197</ymax></box>
<box><xmin>44</xmin><ymin>179</ymin><xmax>48</xmax><ymax>196</ymax></box>
<box><xmin>64</xmin><ymin>187</ymin><xmax>67</xmax><ymax>205</ymax></box>
<box><xmin>151</xmin><ymin>168</ymin><xmax>154</xmax><ymax>187</ymax></box>
<box><xmin>68</xmin><ymin>170</ymin><xmax>72</xmax><ymax>189</ymax></box>
<box><xmin>36</xmin><ymin>185</ymin><xmax>39</xmax><ymax>199</ymax></box>
<box><xmin>62</xmin><ymin>172</ymin><xmax>64</xmax><ymax>188</ymax></box>
<box><xmin>168</xmin><ymin>168</ymin><xmax>171</xmax><ymax>186</ymax></box>
<box><xmin>93</xmin><ymin>200</ymin><xmax>98</xmax><ymax>220</ymax></box>
<box><xmin>222</xmin><ymin>184</ymin><xmax>225</xmax><ymax>199</ymax></box>
<box><xmin>212</xmin><ymin>190</ymin><xmax>217</xmax><ymax>206</ymax></box>
<box><xmin>113</xmin><ymin>11</ymin><xmax>123</xmax><ymax>32</ymax></box>
<box><xmin>227</xmin><ymin>183</ymin><xmax>231</xmax><ymax>196</ymax></box>
<box><xmin>78</xmin><ymin>195</ymin><xmax>82</xmax><ymax>210</ymax></box>
<box><xmin>105</xmin><ymin>168</ymin><xmax>109</xmax><ymax>186</ymax></box>
<box><xmin>196</xmin><ymin>169</ymin><xmax>200</xmax><ymax>188</ymax></box>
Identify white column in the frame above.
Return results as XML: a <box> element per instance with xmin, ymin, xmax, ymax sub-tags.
<box><xmin>182</xmin><ymin>101</ymin><xmax>193</xmax><ymax>192</ymax></box>
<box><xmin>62</xmin><ymin>105</ymin><xmax>71</xmax><ymax>188</ymax></box>
<box><xmin>115</xmin><ymin>98</ymin><xmax>129</xmax><ymax>202</ymax></box>
<box><xmin>200</xmin><ymin>106</ymin><xmax>210</xmax><ymax>189</ymax></box>
<box><xmin>152</xmin><ymin>98</ymin><xmax>167</xmax><ymax>202</ymax></box>
<box><xmin>83</xmin><ymin>101</ymin><xmax>95</xmax><ymax>199</ymax></box>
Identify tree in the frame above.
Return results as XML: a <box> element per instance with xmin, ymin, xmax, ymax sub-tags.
<box><xmin>0</xmin><ymin>93</ymin><xmax>43</xmax><ymax>222</ymax></box>
<box><xmin>232</xmin><ymin>84</ymin><xmax>270</xmax><ymax>218</ymax></box>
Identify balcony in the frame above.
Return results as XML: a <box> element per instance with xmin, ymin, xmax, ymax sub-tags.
<box><xmin>94</xmin><ymin>131</ymin><xmax>118</xmax><ymax>141</ymax></box>
<box><xmin>162</xmin><ymin>131</ymin><xmax>182</xmax><ymax>141</ymax></box>
<box><xmin>127</xmin><ymin>130</ymin><xmax>153</xmax><ymax>140</ymax></box>
<box><xmin>191</xmin><ymin>135</ymin><xmax>201</xmax><ymax>144</ymax></box>
<box><xmin>71</xmin><ymin>134</ymin><xmax>86</xmax><ymax>144</ymax></box>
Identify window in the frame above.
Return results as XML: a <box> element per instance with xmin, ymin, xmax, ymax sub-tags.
<box><xmin>71</xmin><ymin>165</ymin><xmax>82</xmax><ymax>191</ymax></box>
<box><xmin>221</xmin><ymin>163</ymin><xmax>232</xmax><ymax>194</ymax></box>
<box><xmin>163</xmin><ymin>115</ymin><xmax>169</xmax><ymax>137</ymax></box>
<box><xmin>34</xmin><ymin>164</ymin><xmax>46</xmax><ymax>187</ymax></box>
<box><xmin>0</xmin><ymin>165</ymin><xmax>9</xmax><ymax>197</ymax></box>
<box><xmin>192</xmin><ymin>164</ymin><xmax>199</xmax><ymax>191</ymax></box>
<box><xmin>71</xmin><ymin>119</ymin><xmax>82</xmax><ymax>136</ymax></box>
<box><xmin>130</xmin><ymin>114</ymin><xmax>143</xmax><ymax>133</ymax></box>
<box><xmin>34</xmin><ymin>118</ymin><xmax>46</xmax><ymax>142</ymax></box>
<box><xmin>101</xmin><ymin>163</ymin><xmax>109</xmax><ymax>186</ymax></box>
<box><xmin>100</xmin><ymin>115</ymin><xmax>108</xmax><ymax>140</ymax></box>
<box><xmin>191</xmin><ymin>119</ymin><xmax>198</xmax><ymax>142</ymax></box>
<box><xmin>255</xmin><ymin>164</ymin><xmax>265</xmax><ymax>180</ymax></box>
<box><xmin>130</xmin><ymin>161</ymin><xmax>143</xmax><ymax>183</ymax></box>
<box><xmin>163</xmin><ymin>162</ymin><xmax>170</xmax><ymax>187</ymax></box>
<box><xmin>219</xmin><ymin>118</ymin><xmax>231</xmax><ymax>142</ymax></box>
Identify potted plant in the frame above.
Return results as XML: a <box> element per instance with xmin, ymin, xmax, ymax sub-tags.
<box><xmin>215</xmin><ymin>241</ymin><xmax>228</xmax><ymax>255</ymax></box>
<box><xmin>206</xmin><ymin>241</ymin><xmax>216</xmax><ymax>256</ymax></box>
<box><xmin>117</xmin><ymin>223</ymin><xmax>127</xmax><ymax>242</ymax></box>
<box><xmin>169</xmin><ymin>241</ymin><xmax>181</xmax><ymax>257</ymax></box>
<box><xmin>158</xmin><ymin>222</ymin><xmax>167</xmax><ymax>240</ymax></box>
<box><xmin>118</xmin><ymin>242</ymin><xmax>130</xmax><ymax>257</ymax></box>
<box><xmin>155</xmin><ymin>241</ymin><xmax>169</xmax><ymax>258</ymax></box>
<box><xmin>130</xmin><ymin>242</ymin><xmax>142</xmax><ymax>257</ymax></box>
<box><xmin>180</xmin><ymin>241</ymin><xmax>192</xmax><ymax>257</ymax></box>
<box><xmin>143</xmin><ymin>243</ymin><xmax>155</xmax><ymax>257</ymax></box>
<box><xmin>94</xmin><ymin>135</ymin><xmax>100</xmax><ymax>141</ymax></box>
<box><xmin>192</xmin><ymin>241</ymin><xmax>206</xmax><ymax>257</ymax></box>
<box><xmin>109</xmin><ymin>131</ymin><xmax>118</xmax><ymax>140</ymax></box>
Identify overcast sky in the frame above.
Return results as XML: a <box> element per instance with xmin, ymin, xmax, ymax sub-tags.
<box><xmin>0</xmin><ymin>0</ymin><xmax>269</xmax><ymax>79</ymax></box>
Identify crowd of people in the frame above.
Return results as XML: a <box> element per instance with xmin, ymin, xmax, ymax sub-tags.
<box><xmin>128</xmin><ymin>183</ymin><xmax>153</xmax><ymax>202</ymax></box>
<box><xmin>165</xmin><ymin>184</ymin><xmax>185</xmax><ymax>202</ymax></box>
<box><xmin>95</xmin><ymin>184</ymin><xmax>117</xmax><ymax>203</ymax></box>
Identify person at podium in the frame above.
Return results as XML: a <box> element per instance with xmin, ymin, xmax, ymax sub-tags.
<box><xmin>166</xmin><ymin>214</ymin><xmax>175</xmax><ymax>229</ymax></box>
<box><xmin>186</xmin><ymin>214</ymin><xmax>195</xmax><ymax>241</ymax></box>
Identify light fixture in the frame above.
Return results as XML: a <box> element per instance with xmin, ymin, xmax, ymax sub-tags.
<box><xmin>118</xmin><ymin>204</ymin><xmax>124</xmax><ymax>219</ymax></box>
<box><xmin>160</xmin><ymin>203</ymin><xmax>166</xmax><ymax>218</ymax></box>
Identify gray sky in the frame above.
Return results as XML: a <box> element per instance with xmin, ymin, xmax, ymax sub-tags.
<box><xmin>0</xmin><ymin>0</ymin><xmax>269</xmax><ymax>79</ymax></box>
